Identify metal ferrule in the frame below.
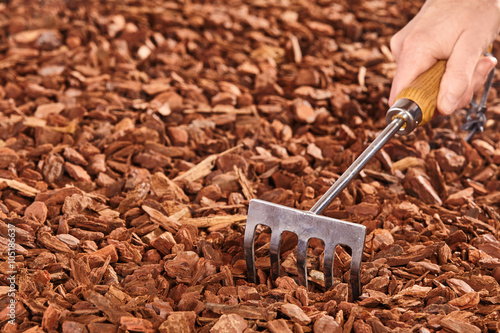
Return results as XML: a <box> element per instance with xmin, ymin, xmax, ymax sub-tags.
<box><xmin>386</xmin><ymin>98</ymin><xmax>422</xmax><ymax>135</ymax></box>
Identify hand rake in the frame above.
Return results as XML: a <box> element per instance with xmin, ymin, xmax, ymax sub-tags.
<box><xmin>244</xmin><ymin>61</ymin><xmax>447</xmax><ymax>301</ymax></box>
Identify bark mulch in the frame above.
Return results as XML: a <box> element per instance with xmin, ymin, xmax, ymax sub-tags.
<box><xmin>1</xmin><ymin>0</ymin><xmax>500</xmax><ymax>332</ymax></box>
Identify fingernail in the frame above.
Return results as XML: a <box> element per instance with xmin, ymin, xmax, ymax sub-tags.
<box><xmin>440</xmin><ymin>93</ymin><xmax>457</xmax><ymax>115</ymax></box>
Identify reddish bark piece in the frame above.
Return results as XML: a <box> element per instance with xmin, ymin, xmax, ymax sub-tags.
<box><xmin>210</xmin><ymin>314</ymin><xmax>248</xmax><ymax>333</ymax></box>
<box><xmin>392</xmin><ymin>201</ymin><xmax>420</xmax><ymax>220</ymax></box>
<box><xmin>83</xmin><ymin>290</ymin><xmax>133</xmax><ymax>324</ymax></box>
<box><xmin>493</xmin><ymin>148</ymin><xmax>500</xmax><ymax>164</ymax></box>
<box><xmin>164</xmin><ymin>251</ymin><xmax>200</xmax><ymax>283</ymax></box>
<box><xmin>462</xmin><ymin>275</ymin><xmax>499</xmax><ymax>292</ymax></box>
<box><xmin>24</xmin><ymin>201</ymin><xmax>47</xmax><ymax>223</ymax></box>
<box><xmin>364</xmin><ymin>229</ymin><xmax>394</xmax><ymax>252</ymax></box>
<box><xmin>448</xmin><ymin>292</ymin><xmax>480</xmax><ymax>310</ymax></box>
<box><xmin>435</xmin><ymin>147</ymin><xmax>466</xmax><ymax>173</ymax></box>
<box><xmin>280</xmin><ymin>303</ymin><xmax>311</xmax><ymax>325</ymax></box>
<box><xmin>63</xmin><ymin>147</ymin><xmax>88</xmax><ymax>166</ymax></box>
<box><xmin>85</xmin><ymin>244</ymin><xmax>119</xmax><ymax>264</ymax></box>
<box><xmin>280</xmin><ymin>155</ymin><xmax>308</xmax><ymax>173</ymax></box>
<box><xmin>345</xmin><ymin>202</ymin><xmax>380</xmax><ymax>220</ymax></box>
<box><xmin>426</xmin><ymin>156</ymin><xmax>448</xmax><ymax>198</ymax></box>
<box><xmin>267</xmin><ymin>319</ymin><xmax>293</xmax><ymax>333</ymax></box>
<box><xmin>294</xmin><ymin>86</ymin><xmax>333</xmax><ymax>100</ymax></box>
<box><xmin>471</xmin><ymin>139</ymin><xmax>495</xmax><ymax>158</ymax></box>
<box><xmin>237</xmin><ymin>62</ymin><xmax>259</xmax><ymax>76</ymax></box>
<box><xmin>64</xmin><ymin>162</ymin><xmax>92</xmax><ymax>182</ymax></box>
<box><xmin>384</xmin><ymin>243</ymin><xmax>443</xmax><ymax>266</ymax></box>
<box><xmin>167</xmin><ymin>127</ymin><xmax>189</xmax><ymax>146</ymax></box>
<box><xmin>364</xmin><ymin>276</ymin><xmax>390</xmax><ymax>292</ymax></box>
<box><xmin>158</xmin><ymin>312</ymin><xmax>196</xmax><ymax>333</ymax></box>
<box><xmin>34</xmin><ymin>102</ymin><xmax>65</xmax><ymax>119</ymax></box>
<box><xmin>38</xmin><ymin>231</ymin><xmax>73</xmax><ymax>253</ymax></box>
<box><xmin>196</xmin><ymin>184</ymin><xmax>222</xmax><ymax>202</ymax></box>
<box><xmin>150</xmin><ymin>231</ymin><xmax>177</xmax><ymax>255</ymax></box>
<box><xmin>87</xmin><ymin>154</ymin><xmax>107</xmax><ymax>175</ymax></box>
<box><xmin>472</xmin><ymin>166</ymin><xmax>495</xmax><ymax>182</ymax></box>
<box><xmin>5</xmin><ymin>82</ymin><xmax>22</xmax><ymax>99</ymax></box>
<box><xmin>61</xmin><ymin>321</ymin><xmax>87</xmax><ymax>333</ymax></box>
<box><xmin>408</xmin><ymin>261</ymin><xmax>441</xmax><ymax>274</ymax></box>
<box><xmin>205</xmin><ymin>303</ymin><xmax>276</xmax><ymax>321</ymax></box>
<box><xmin>353</xmin><ymin>319</ymin><xmax>373</xmax><ymax>333</ymax></box>
<box><xmin>237</xmin><ymin>285</ymin><xmax>260</xmax><ymax>302</ymax></box>
<box><xmin>150</xmin><ymin>91</ymin><xmax>183</xmax><ymax>115</ymax></box>
<box><xmin>150</xmin><ymin>172</ymin><xmax>189</xmax><ymax>202</ymax></box>
<box><xmin>440</xmin><ymin>311</ymin><xmax>481</xmax><ymax>333</ymax></box>
<box><xmin>87</xmin><ymin>323</ymin><xmax>119</xmax><ymax>333</ymax></box>
<box><xmin>295</xmin><ymin>68</ymin><xmax>321</xmax><ymax>87</ymax></box>
<box><xmin>217</xmin><ymin>154</ymin><xmax>249</xmax><ymax>173</ymax></box>
<box><xmin>212</xmin><ymin>91</ymin><xmax>237</xmax><ymax>106</ymax></box>
<box><xmin>402</xmin><ymin>285</ymin><xmax>432</xmax><ymax>297</ymax></box>
<box><xmin>41</xmin><ymin>304</ymin><xmax>61</xmax><ymax>332</ymax></box>
<box><xmin>119</xmin><ymin>317</ymin><xmax>154</xmax><ymax>332</ymax></box>
<box><xmin>403</xmin><ymin>168</ymin><xmax>442</xmax><ymax>205</ymax></box>
<box><xmin>293</xmin><ymin>99</ymin><xmax>316</xmax><ymax>123</ymax></box>
<box><xmin>445</xmin><ymin>187</ymin><xmax>474</xmax><ymax>206</ymax></box>
<box><xmin>0</xmin><ymin>148</ymin><xmax>19</xmax><ymax>169</ymax></box>
<box><xmin>313</xmin><ymin>315</ymin><xmax>341</xmax><ymax>333</ymax></box>
<box><xmin>142</xmin><ymin>79</ymin><xmax>171</xmax><ymax>96</ymax></box>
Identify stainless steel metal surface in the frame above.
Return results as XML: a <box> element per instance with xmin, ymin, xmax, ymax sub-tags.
<box><xmin>309</xmin><ymin>116</ymin><xmax>405</xmax><ymax>215</ymax></box>
<box><xmin>244</xmin><ymin>200</ymin><xmax>366</xmax><ymax>301</ymax></box>
<box><xmin>385</xmin><ymin>98</ymin><xmax>422</xmax><ymax>135</ymax></box>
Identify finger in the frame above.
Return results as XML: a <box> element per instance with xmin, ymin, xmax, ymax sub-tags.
<box><xmin>470</xmin><ymin>56</ymin><xmax>497</xmax><ymax>93</ymax></box>
<box><xmin>457</xmin><ymin>55</ymin><xmax>497</xmax><ymax>108</ymax></box>
<box><xmin>437</xmin><ymin>34</ymin><xmax>485</xmax><ymax>115</ymax></box>
<box><xmin>388</xmin><ymin>42</ymin><xmax>436</xmax><ymax>106</ymax></box>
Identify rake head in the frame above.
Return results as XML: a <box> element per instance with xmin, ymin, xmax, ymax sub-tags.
<box><xmin>244</xmin><ymin>199</ymin><xmax>367</xmax><ymax>301</ymax></box>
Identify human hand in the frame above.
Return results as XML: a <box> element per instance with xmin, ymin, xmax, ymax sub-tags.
<box><xmin>389</xmin><ymin>0</ymin><xmax>500</xmax><ymax>115</ymax></box>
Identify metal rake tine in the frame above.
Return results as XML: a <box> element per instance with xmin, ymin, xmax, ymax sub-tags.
<box><xmin>243</xmin><ymin>222</ymin><xmax>258</xmax><ymax>284</ymax></box>
<box><xmin>296</xmin><ymin>237</ymin><xmax>309</xmax><ymax>288</ymax></box>
<box><xmin>323</xmin><ymin>242</ymin><xmax>336</xmax><ymax>291</ymax></box>
<box><xmin>269</xmin><ymin>230</ymin><xmax>282</xmax><ymax>283</ymax></box>
<box><xmin>349</xmin><ymin>247</ymin><xmax>364</xmax><ymax>302</ymax></box>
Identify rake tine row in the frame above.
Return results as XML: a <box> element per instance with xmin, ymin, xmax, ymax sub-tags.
<box><xmin>244</xmin><ymin>200</ymin><xmax>366</xmax><ymax>301</ymax></box>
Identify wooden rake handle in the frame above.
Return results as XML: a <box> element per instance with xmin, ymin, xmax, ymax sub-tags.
<box><xmin>394</xmin><ymin>60</ymin><xmax>446</xmax><ymax>126</ymax></box>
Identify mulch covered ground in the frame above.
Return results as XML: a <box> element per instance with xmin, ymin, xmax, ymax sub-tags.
<box><xmin>1</xmin><ymin>0</ymin><xmax>500</xmax><ymax>332</ymax></box>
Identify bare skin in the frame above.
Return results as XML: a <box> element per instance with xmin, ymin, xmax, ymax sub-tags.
<box><xmin>389</xmin><ymin>0</ymin><xmax>500</xmax><ymax>115</ymax></box>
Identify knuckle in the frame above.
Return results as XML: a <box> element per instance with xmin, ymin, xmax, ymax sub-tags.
<box><xmin>389</xmin><ymin>35</ymin><xmax>402</xmax><ymax>59</ymax></box>
<box><xmin>389</xmin><ymin>33</ymin><xmax>402</xmax><ymax>51</ymax></box>
<box><xmin>444</xmin><ymin>75</ymin><xmax>469</xmax><ymax>99</ymax></box>
<box><xmin>393</xmin><ymin>32</ymin><xmax>435</xmax><ymax>61</ymax></box>
<box><xmin>400</xmin><ymin>31</ymin><xmax>428</xmax><ymax>49</ymax></box>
